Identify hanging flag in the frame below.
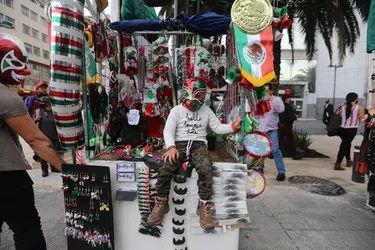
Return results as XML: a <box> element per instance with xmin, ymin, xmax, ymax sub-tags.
<box><xmin>233</xmin><ymin>24</ymin><xmax>275</xmax><ymax>87</ymax></box>
<box><xmin>368</xmin><ymin>0</ymin><xmax>375</xmax><ymax>53</ymax></box>
<box><xmin>84</xmin><ymin>40</ymin><xmax>99</xmax><ymax>84</ymax></box>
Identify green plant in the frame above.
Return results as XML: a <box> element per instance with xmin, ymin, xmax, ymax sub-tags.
<box><xmin>293</xmin><ymin>129</ymin><xmax>312</xmax><ymax>151</ymax></box>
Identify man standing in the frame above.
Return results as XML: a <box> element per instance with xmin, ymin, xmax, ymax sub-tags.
<box><xmin>0</xmin><ymin>31</ymin><xmax>65</xmax><ymax>250</ymax></box>
<box><xmin>258</xmin><ymin>83</ymin><xmax>287</xmax><ymax>181</ymax></box>
<box><xmin>323</xmin><ymin>99</ymin><xmax>334</xmax><ymax>125</ymax></box>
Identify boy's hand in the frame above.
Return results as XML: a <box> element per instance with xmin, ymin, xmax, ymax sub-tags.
<box><xmin>162</xmin><ymin>147</ymin><xmax>179</xmax><ymax>164</ymax></box>
<box><xmin>231</xmin><ymin>118</ymin><xmax>242</xmax><ymax>132</ymax></box>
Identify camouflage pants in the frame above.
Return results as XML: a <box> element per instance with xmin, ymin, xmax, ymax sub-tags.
<box><xmin>156</xmin><ymin>141</ymin><xmax>213</xmax><ymax>200</ymax></box>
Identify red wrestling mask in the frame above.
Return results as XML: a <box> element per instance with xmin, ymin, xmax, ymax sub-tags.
<box><xmin>0</xmin><ymin>34</ymin><xmax>31</xmax><ymax>85</ymax></box>
<box><xmin>181</xmin><ymin>79</ymin><xmax>207</xmax><ymax>112</ymax></box>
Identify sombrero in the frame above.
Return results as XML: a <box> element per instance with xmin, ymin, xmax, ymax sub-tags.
<box><xmin>231</xmin><ymin>0</ymin><xmax>273</xmax><ymax>34</ymax></box>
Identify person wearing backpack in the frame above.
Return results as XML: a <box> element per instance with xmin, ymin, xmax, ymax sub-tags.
<box><xmin>33</xmin><ymin>96</ymin><xmax>62</xmax><ymax>177</ymax></box>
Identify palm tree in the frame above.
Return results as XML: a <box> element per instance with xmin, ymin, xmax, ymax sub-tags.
<box><xmin>288</xmin><ymin>0</ymin><xmax>370</xmax><ymax>64</ymax></box>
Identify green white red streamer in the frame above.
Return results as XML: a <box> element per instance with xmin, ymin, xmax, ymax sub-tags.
<box><xmin>50</xmin><ymin>0</ymin><xmax>85</xmax><ymax>149</ymax></box>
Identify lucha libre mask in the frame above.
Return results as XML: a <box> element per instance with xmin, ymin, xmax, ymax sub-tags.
<box><xmin>181</xmin><ymin>79</ymin><xmax>207</xmax><ymax>112</ymax></box>
<box><xmin>0</xmin><ymin>34</ymin><xmax>31</xmax><ymax>85</ymax></box>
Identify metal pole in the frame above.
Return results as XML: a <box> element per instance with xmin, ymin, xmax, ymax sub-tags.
<box><xmin>329</xmin><ymin>64</ymin><xmax>343</xmax><ymax>108</ymax></box>
<box><xmin>332</xmin><ymin>66</ymin><xmax>337</xmax><ymax>107</ymax></box>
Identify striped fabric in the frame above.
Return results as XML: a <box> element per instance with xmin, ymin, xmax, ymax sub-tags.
<box><xmin>50</xmin><ymin>0</ymin><xmax>85</xmax><ymax>149</ymax></box>
<box><xmin>338</xmin><ymin>104</ymin><xmax>361</xmax><ymax>128</ymax></box>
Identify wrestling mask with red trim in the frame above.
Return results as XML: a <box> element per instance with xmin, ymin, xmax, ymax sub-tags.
<box><xmin>181</xmin><ymin>79</ymin><xmax>207</xmax><ymax>112</ymax></box>
<box><xmin>0</xmin><ymin>33</ymin><xmax>30</xmax><ymax>85</ymax></box>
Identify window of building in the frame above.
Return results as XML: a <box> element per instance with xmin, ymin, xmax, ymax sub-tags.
<box><xmin>1</xmin><ymin>13</ymin><xmax>15</xmax><ymax>28</ymax></box>
<box><xmin>42</xmin><ymin>33</ymin><xmax>48</xmax><ymax>43</ymax></box>
<box><xmin>21</xmin><ymin>5</ymin><xmax>29</xmax><ymax>17</ymax></box>
<box><xmin>32</xmin><ymin>63</ymin><xmax>39</xmax><ymax>70</ymax></box>
<box><xmin>32</xmin><ymin>28</ymin><xmax>39</xmax><ymax>39</ymax></box>
<box><xmin>33</xmin><ymin>46</ymin><xmax>40</xmax><ymax>56</ymax></box>
<box><xmin>42</xmin><ymin>50</ymin><xmax>49</xmax><ymax>59</ymax></box>
<box><xmin>41</xmin><ymin>65</ymin><xmax>49</xmax><ymax>78</ymax></box>
<box><xmin>42</xmin><ymin>50</ymin><xmax>49</xmax><ymax>58</ymax></box>
<box><xmin>22</xmin><ymin>24</ymin><xmax>30</xmax><ymax>36</ymax></box>
<box><xmin>24</xmin><ymin>43</ymin><xmax>32</xmax><ymax>54</ymax></box>
<box><xmin>5</xmin><ymin>15</ymin><xmax>15</xmax><ymax>27</ymax></box>
<box><xmin>4</xmin><ymin>0</ymin><xmax>13</xmax><ymax>8</ymax></box>
<box><xmin>40</xmin><ymin>16</ymin><xmax>46</xmax><ymax>25</ymax></box>
<box><xmin>30</xmin><ymin>10</ymin><xmax>38</xmax><ymax>21</ymax></box>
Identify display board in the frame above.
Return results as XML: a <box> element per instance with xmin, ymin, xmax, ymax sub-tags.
<box><xmin>62</xmin><ymin>164</ymin><xmax>115</xmax><ymax>250</ymax></box>
<box><xmin>88</xmin><ymin>160</ymin><xmax>246</xmax><ymax>250</ymax></box>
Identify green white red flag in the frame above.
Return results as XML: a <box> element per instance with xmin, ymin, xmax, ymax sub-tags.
<box><xmin>233</xmin><ymin>24</ymin><xmax>275</xmax><ymax>87</ymax></box>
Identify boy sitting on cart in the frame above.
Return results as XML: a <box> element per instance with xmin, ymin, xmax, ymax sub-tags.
<box><xmin>147</xmin><ymin>78</ymin><xmax>241</xmax><ymax>230</ymax></box>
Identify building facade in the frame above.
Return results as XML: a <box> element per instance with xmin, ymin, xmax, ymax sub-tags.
<box><xmin>279</xmin><ymin>20</ymin><xmax>370</xmax><ymax>120</ymax></box>
<box><xmin>0</xmin><ymin>0</ymin><xmax>50</xmax><ymax>90</ymax></box>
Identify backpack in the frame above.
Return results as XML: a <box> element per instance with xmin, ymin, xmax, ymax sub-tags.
<box><xmin>24</xmin><ymin>95</ymin><xmax>36</xmax><ymax>116</ymax></box>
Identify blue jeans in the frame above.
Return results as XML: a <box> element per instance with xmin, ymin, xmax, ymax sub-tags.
<box><xmin>260</xmin><ymin>129</ymin><xmax>286</xmax><ymax>174</ymax></box>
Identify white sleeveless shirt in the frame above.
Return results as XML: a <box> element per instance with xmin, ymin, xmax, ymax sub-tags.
<box><xmin>339</xmin><ymin>104</ymin><xmax>360</xmax><ymax>128</ymax></box>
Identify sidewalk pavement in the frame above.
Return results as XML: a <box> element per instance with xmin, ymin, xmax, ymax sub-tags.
<box><xmin>1</xmin><ymin>133</ymin><xmax>375</xmax><ymax>250</ymax></box>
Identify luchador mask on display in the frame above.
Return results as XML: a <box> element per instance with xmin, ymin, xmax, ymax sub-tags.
<box><xmin>0</xmin><ymin>33</ymin><xmax>31</xmax><ymax>85</ymax></box>
<box><xmin>181</xmin><ymin>79</ymin><xmax>207</xmax><ymax>112</ymax></box>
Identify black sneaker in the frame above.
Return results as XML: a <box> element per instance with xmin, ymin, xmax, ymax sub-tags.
<box><xmin>276</xmin><ymin>173</ymin><xmax>285</xmax><ymax>181</ymax></box>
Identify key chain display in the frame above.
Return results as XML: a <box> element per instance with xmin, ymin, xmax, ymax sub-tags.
<box><xmin>62</xmin><ymin>164</ymin><xmax>115</xmax><ymax>250</ymax></box>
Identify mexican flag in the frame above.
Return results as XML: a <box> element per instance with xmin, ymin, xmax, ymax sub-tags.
<box><xmin>368</xmin><ymin>0</ymin><xmax>375</xmax><ymax>53</ymax></box>
<box><xmin>233</xmin><ymin>24</ymin><xmax>275</xmax><ymax>87</ymax></box>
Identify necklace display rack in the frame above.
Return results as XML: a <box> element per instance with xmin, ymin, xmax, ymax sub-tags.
<box><xmin>62</xmin><ymin>164</ymin><xmax>115</xmax><ymax>250</ymax></box>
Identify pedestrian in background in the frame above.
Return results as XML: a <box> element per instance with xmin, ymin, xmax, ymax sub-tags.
<box><xmin>34</xmin><ymin>96</ymin><xmax>63</xmax><ymax>177</ymax></box>
<box><xmin>323</xmin><ymin>99</ymin><xmax>334</xmax><ymax>125</ymax></box>
<box><xmin>0</xmin><ymin>32</ymin><xmax>65</xmax><ymax>250</ymax></box>
<box><xmin>258</xmin><ymin>83</ymin><xmax>287</xmax><ymax>181</ymax></box>
<box><xmin>278</xmin><ymin>94</ymin><xmax>301</xmax><ymax>160</ymax></box>
<box><xmin>334</xmin><ymin>92</ymin><xmax>365</xmax><ymax>170</ymax></box>
<box><xmin>24</xmin><ymin>81</ymin><xmax>48</xmax><ymax>117</ymax></box>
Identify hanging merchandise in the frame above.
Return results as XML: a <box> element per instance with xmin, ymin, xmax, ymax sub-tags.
<box><xmin>135</xmin><ymin>163</ymin><xmax>161</xmax><ymax>237</ymax></box>
<box><xmin>88</xmin><ymin>85</ymin><xmax>108</xmax><ymax>124</ymax></box>
<box><xmin>62</xmin><ymin>164</ymin><xmax>115</xmax><ymax>250</ymax></box>
<box><xmin>272</xmin><ymin>6</ymin><xmax>292</xmax><ymax>42</ymax></box>
<box><xmin>120</xmin><ymin>0</ymin><xmax>157</xmax><ymax>20</ymax></box>
<box><xmin>124</xmin><ymin>46</ymin><xmax>138</xmax><ymax>76</ymax></box>
<box><xmin>231</xmin><ymin>0</ymin><xmax>273</xmax><ymax>34</ymax></box>
<box><xmin>233</xmin><ymin>24</ymin><xmax>275</xmax><ymax>87</ymax></box>
<box><xmin>85</xmin><ymin>40</ymin><xmax>99</xmax><ymax>85</ymax></box>
<box><xmin>92</xmin><ymin>20</ymin><xmax>110</xmax><ymax>62</ymax></box>
<box><xmin>243</xmin><ymin>131</ymin><xmax>272</xmax><ymax>169</ymax></box>
<box><xmin>110</xmin><ymin>12</ymin><xmax>230</xmax><ymax>37</ymax></box>
<box><xmin>50</xmin><ymin>0</ymin><xmax>85</xmax><ymax>149</ymax></box>
<box><xmin>207</xmin><ymin>41</ymin><xmax>227</xmax><ymax>89</ymax></box>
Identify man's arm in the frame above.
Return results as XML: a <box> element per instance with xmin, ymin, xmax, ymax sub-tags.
<box><xmin>5</xmin><ymin>114</ymin><xmax>65</xmax><ymax>170</ymax></box>
<box><xmin>272</xmin><ymin>96</ymin><xmax>285</xmax><ymax>113</ymax></box>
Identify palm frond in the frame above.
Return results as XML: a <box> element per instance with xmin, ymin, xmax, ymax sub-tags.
<box><xmin>351</xmin><ymin>0</ymin><xmax>371</xmax><ymax>21</ymax></box>
<box><xmin>288</xmin><ymin>0</ymin><xmax>364</xmax><ymax>63</ymax></box>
